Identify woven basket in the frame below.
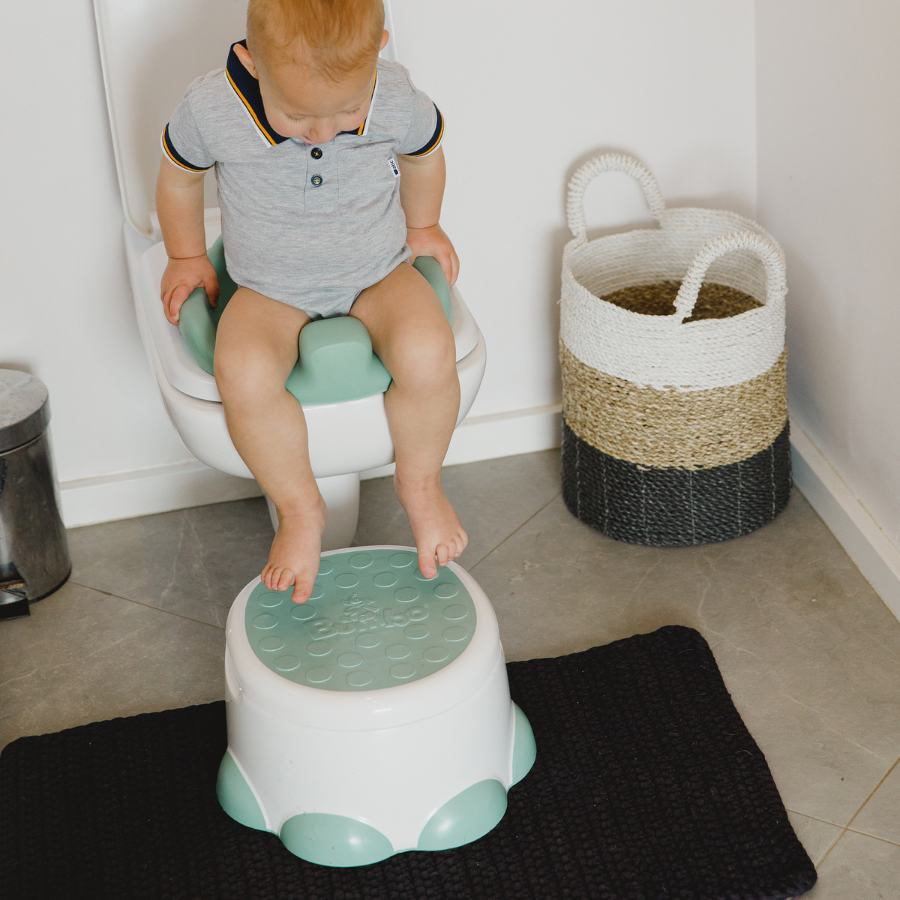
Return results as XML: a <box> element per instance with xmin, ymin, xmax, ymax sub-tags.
<box><xmin>559</xmin><ymin>153</ymin><xmax>791</xmax><ymax>546</ymax></box>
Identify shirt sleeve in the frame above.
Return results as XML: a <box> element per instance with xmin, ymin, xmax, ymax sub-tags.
<box><xmin>398</xmin><ymin>75</ymin><xmax>444</xmax><ymax>158</ymax></box>
<box><xmin>160</xmin><ymin>89</ymin><xmax>215</xmax><ymax>173</ymax></box>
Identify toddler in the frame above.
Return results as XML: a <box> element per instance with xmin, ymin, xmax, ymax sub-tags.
<box><xmin>156</xmin><ymin>0</ymin><xmax>467</xmax><ymax>602</ymax></box>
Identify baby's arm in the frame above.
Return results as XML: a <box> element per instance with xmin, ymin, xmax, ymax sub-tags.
<box><xmin>398</xmin><ymin>148</ymin><xmax>459</xmax><ymax>285</ymax></box>
<box><xmin>155</xmin><ymin>157</ymin><xmax>219</xmax><ymax>324</ymax></box>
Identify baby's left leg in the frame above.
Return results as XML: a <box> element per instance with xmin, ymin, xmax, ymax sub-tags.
<box><xmin>350</xmin><ymin>262</ymin><xmax>467</xmax><ymax>578</ymax></box>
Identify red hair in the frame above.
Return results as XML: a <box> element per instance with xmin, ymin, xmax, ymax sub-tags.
<box><xmin>247</xmin><ymin>0</ymin><xmax>384</xmax><ymax>80</ymax></box>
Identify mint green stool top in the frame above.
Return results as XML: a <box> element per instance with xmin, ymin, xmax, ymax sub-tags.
<box><xmin>244</xmin><ymin>548</ymin><xmax>475</xmax><ymax>691</ymax></box>
<box><xmin>178</xmin><ymin>237</ymin><xmax>452</xmax><ymax>406</ymax></box>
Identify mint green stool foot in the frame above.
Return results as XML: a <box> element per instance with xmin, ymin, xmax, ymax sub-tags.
<box><xmin>417</xmin><ymin>779</ymin><xmax>508</xmax><ymax>851</ymax></box>
<box><xmin>511</xmin><ymin>702</ymin><xmax>537</xmax><ymax>786</ymax></box>
<box><xmin>216</xmin><ymin>751</ymin><xmax>268</xmax><ymax>832</ymax></box>
<box><xmin>280</xmin><ymin>813</ymin><xmax>394</xmax><ymax>867</ymax></box>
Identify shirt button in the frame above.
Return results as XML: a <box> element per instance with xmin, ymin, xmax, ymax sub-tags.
<box><xmin>311</xmin><ymin>147</ymin><xmax>323</xmax><ymax>159</ymax></box>
<box><xmin>311</xmin><ymin>174</ymin><xmax>323</xmax><ymax>187</ymax></box>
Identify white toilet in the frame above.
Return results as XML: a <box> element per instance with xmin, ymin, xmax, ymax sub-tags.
<box><xmin>93</xmin><ymin>0</ymin><xmax>486</xmax><ymax>548</ymax></box>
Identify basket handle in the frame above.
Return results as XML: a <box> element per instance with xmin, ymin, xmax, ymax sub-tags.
<box><xmin>673</xmin><ymin>230</ymin><xmax>786</xmax><ymax>324</ymax></box>
<box><xmin>566</xmin><ymin>153</ymin><xmax>666</xmax><ymax>243</ymax></box>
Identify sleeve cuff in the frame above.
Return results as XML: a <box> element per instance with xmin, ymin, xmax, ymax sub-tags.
<box><xmin>404</xmin><ymin>104</ymin><xmax>444</xmax><ymax>158</ymax></box>
<box><xmin>161</xmin><ymin>125</ymin><xmax>213</xmax><ymax>173</ymax></box>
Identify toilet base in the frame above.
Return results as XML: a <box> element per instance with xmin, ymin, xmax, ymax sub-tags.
<box><xmin>265</xmin><ymin>472</ymin><xmax>360</xmax><ymax>550</ymax></box>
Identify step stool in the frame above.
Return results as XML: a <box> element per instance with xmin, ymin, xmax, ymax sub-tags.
<box><xmin>217</xmin><ymin>545</ymin><xmax>536</xmax><ymax>867</ymax></box>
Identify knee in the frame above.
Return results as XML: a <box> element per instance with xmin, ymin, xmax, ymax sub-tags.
<box><xmin>388</xmin><ymin>327</ymin><xmax>457</xmax><ymax>388</ymax></box>
<box><xmin>214</xmin><ymin>345</ymin><xmax>285</xmax><ymax>407</ymax></box>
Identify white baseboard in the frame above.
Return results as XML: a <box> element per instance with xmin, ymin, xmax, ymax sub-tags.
<box><xmin>791</xmin><ymin>426</ymin><xmax>900</xmax><ymax>622</ymax></box>
<box><xmin>60</xmin><ymin>460</ymin><xmax>263</xmax><ymax>528</ymax></box>
<box><xmin>60</xmin><ymin>405</ymin><xmax>563</xmax><ymax>528</ymax></box>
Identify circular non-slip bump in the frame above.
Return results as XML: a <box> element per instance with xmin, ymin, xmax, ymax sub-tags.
<box><xmin>356</xmin><ymin>633</ymin><xmax>381</xmax><ymax>650</ymax></box>
<box><xmin>335</xmin><ymin>573</ymin><xmax>359</xmax><ymax>588</ymax></box>
<box><xmin>390</xmin><ymin>663</ymin><xmax>416</xmax><ymax>680</ymax></box>
<box><xmin>316</xmin><ymin>560</ymin><xmax>335</xmax><ymax>576</ymax></box>
<box><xmin>394</xmin><ymin>587</ymin><xmax>419</xmax><ymax>603</ymax></box>
<box><xmin>373</xmin><ymin>572</ymin><xmax>398</xmax><ymax>588</ymax></box>
<box><xmin>444</xmin><ymin>626</ymin><xmax>468</xmax><ymax>642</ymax></box>
<box><xmin>386</xmin><ymin>644</ymin><xmax>411</xmax><ymax>661</ymax></box>
<box><xmin>434</xmin><ymin>583</ymin><xmax>459</xmax><ymax>599</ymax></box>
<box><xmin>307</xmin><ymin>641</ymin><xmax>333</xmax><ymax>657</ymax></box>
<box><xmin>307</xmin><ymin>667</ymin><xmax>332</xmax><ymax>684</ymax></box>
<box><xmin>308</xmin><ymin>586</ymin><xmax>324</xmax><ymax>601</ymax></box>
<box><xmin>257</xmin><ymin>592</ymin><xmax>284</xmax><ymax>608</ymax></box>
<box><xmin>405</xmin><ymin>625</ymin><xmax>429</xmax><ymax>640</ymax></box>
<box><xmin>290</xmin><ymin>605</ymin><xmax>316</xmax><ymax>621</ymax></box>
<box><xmin>443</xmin><ymin>604</ymin><xmax>469</xmax><ymax>621</ymax></box>
<box><xmin>338</xmin><ymin>652</ymin><xmax>363</xmax><ymax>669</ymax></box>
<box><xmin>415</xmin><ymin>570</ymin><xmax>438</xmax><ymax>582</ymax></box>
<box><xmin>424</xmin><ymin>646</ymin><xmax>450</xmax><ymax>664</ymax></box>
<box><xmin>389</xmin><ymin>552</ymin><xmax>414</xmax><ymax>569</ymax></box>
<box><xmin>259</xmin><ymin>636</ymin><xmax>286</xmax><ymax>653</ymax></box>
<box><xmin>407</xmin><ymin>605</ymin><xmax>428</xmax><ymax>623</ymax></box>
<box><xmin>253</xmin><ymin>614</ymin><xmax>278</xmax><ymax>630</ymax></box>
<box><xmin>347</xmin><ymin>671</ymin><xmax>373</xmax><ymax>688</ymax></box>
<box><xmin>350</xmin><ymin>553</ymin><xmax>374</xmax><ymax>569</ymax></box>
<box><xmin>275</xmin><ymin>655</ymin><xmax>301</xmax><ymax>672</ymax></box>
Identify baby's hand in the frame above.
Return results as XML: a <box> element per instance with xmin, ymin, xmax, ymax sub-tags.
<box><xmin>160</xmin><ymin>254</ymin><xmax>220</xmax><ymax>325</ymax></box>
<box><xmin>407</xmin><ymin>224</ymin><xmax>460</xmax><ymax>286</ymax></box>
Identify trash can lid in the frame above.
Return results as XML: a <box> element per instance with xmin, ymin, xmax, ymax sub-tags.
<box><xmin>0</xmin><ymin>369</ymin><xmax>50</xmax><ymax>453</ymax></box>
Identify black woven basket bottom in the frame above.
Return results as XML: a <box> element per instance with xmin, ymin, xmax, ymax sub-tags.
<box><xmin>562</xmin><ymin>420</ymin><xmax>793</xmax><ymax>547</ymax></box>
<box><xmin>0</xmin><ymin>626</ymin><xmax>816</xmax><ymax>899</ymax></box>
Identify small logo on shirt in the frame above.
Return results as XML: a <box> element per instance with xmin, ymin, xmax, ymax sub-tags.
<box><xmin>387</xmin><ymin>156</ymin><xmax>400</xmax><ymax>177</ymax></box>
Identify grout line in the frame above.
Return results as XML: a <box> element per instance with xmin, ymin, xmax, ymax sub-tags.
<box><xmin>816</xmin><ymin>827</ymin><xmax>848</xmax><ymax>868</ymax></box>
<box><xmin>812</xmin><ymin>758</ymin><xmax>900</xmax><ymax>869</ymax></box>
<box><xmin>786</xmin><ymin>808</ymin><xmax>844</xmax><ymax>830</ymax></box>
<box><xmin>842</xmin><ymin>826</ymin><xmax>900</xmax><ymax>849</ymax></box>
<box><xmin>843</xmin><ymin>758</ymin><xmax>898</xmax><ymax>831</ymax></box>
<box><xmin>68</xmin><ymin>580</ymin><xmax>226</xmax><ymax>632</ymax></box>
<box><xmin>468</xmin><ymin>491</ymin><xmax>562</xmax><ymax>572</ymax></box>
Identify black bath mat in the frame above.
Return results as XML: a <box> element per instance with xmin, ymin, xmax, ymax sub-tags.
<box><xmin>0</xmin><ymin>626</ymin><xmax>816</xmax><ymax>899</ymax></box>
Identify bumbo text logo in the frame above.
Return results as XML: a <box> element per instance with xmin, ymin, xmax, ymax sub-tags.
<box><xmin>308</xmin><ymin>593</ymin><xmax>428</xmax><ymax>639</ymax></box>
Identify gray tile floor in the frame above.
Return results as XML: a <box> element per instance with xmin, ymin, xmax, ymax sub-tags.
<box><xmin>2</xmin><ymin>450</ymin><xmax>899</xmax><ymax>896</ymax></box>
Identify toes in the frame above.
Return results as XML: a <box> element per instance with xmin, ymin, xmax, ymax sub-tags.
<box><xmin>417</xmin><ymin>550</ymin><xmax>437</xmax><ymax>579</ymax></box>
<box><xmin>276</xmin><ymin>568</ymin><xmax>294</xmax><ymax>592</ymax></box>
<box><xmin>436</xmin><ymin>543</ymin><xmax>451</xmax><ymax>567</ymax></box>
<box><xmin>292</xmin><ymin>579</ymin><xmax>313</xmax><ymax>604</ymax></box>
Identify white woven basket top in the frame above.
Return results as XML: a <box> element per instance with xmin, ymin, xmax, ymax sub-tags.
<box><xmin>560</xmin><ymin>154</ymin><xmax>786</xmax><ymax>392</ymax></box>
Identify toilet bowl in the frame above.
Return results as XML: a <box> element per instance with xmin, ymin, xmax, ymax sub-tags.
<box><xmin>95</xmin><ymin>0</ymin><xmax>487</xmax><ymax>548</ymax></box>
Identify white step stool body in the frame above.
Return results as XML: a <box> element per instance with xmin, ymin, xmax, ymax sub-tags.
<box><xmin>218</xmin><ymin>546</ymin><xmax>536</xmax><ymax>867</ymax></box>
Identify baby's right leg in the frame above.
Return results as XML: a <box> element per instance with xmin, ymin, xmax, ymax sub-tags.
<box><xmin>214</xmin><ymin>286</ymin><xmax>324</xmax><ymax>603</ymax></box>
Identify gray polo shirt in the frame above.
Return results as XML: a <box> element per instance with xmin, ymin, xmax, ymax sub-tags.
<box><xmin>162</xmin><ymin>40</ymin><xmax>444</xmax><ymax>310</ymax></box>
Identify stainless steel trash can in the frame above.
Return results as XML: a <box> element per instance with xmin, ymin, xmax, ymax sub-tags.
<box><xmin>0</xmin><ymin>369</ymin><xmax>71</xmax><ymax>618</ymax></box>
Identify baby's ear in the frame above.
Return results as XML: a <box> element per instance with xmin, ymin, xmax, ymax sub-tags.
<box><xmin>380</xmin><ymin>29</ymin><xmax>389</xmax><ymax>51</ymax></box>
<box><xmin>233</xmin><ymin>41</ymin><xmax>258</xmax><ymax>78</ymax></box>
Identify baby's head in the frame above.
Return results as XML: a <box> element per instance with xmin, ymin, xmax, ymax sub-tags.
<box><xmin>235</xmin><ymin>0</ymin><xmax>388</xmax><ymax>144</ymax></box>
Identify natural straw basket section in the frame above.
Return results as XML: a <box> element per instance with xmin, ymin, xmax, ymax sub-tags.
<box><xmin>559</xmin><ymin>153</ymin><xmax>791</xmax><ymax>546</ymax></box>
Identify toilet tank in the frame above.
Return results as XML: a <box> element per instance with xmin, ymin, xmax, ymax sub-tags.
<box><xmin>93</xmin><ymin>0</ymin><xmax>398</xmax><ymax>238</ymax></box>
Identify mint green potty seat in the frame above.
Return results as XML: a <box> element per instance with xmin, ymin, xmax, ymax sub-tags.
<box><xmin>218</xmin><ymin>546</ymin><xmax>536</xmax><ymax>867</ymax></box>
<box><xmin>178</xmin><ymin>238</ymin><xmax>452</xmax><ymax>406</ymax></box>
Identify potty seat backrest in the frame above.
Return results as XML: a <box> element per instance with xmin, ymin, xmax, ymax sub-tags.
<box><xmin>93</xmin><ymin>0</ymin><xmax>398</xmax><ymax>237</ymax></box>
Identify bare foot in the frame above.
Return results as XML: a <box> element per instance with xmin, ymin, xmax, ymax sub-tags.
<box><xmin>394</xmin><ymin>474</ymin><xmax>468</xmax><ymax>578</ymax></box>
<box><xmin>261</xmin><ymin>494</ymin><xmax>327</xmax><ymax>603</ymax></box>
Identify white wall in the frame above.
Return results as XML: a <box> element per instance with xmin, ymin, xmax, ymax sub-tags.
<box><xmin>0</xmin><ymin>1</ymin><xmax>756</xmax><ymax>526</ymax></box>
<box><xmin>756</xmin><ymin>1</ymin><xmax>900</xmax><ymax>607</ymax></box>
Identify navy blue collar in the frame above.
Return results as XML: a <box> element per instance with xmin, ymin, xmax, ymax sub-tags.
<box><xmin>225</xmin><ymin>40</ymin><xmax>375</xmax><ymax>145</ymax></box>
